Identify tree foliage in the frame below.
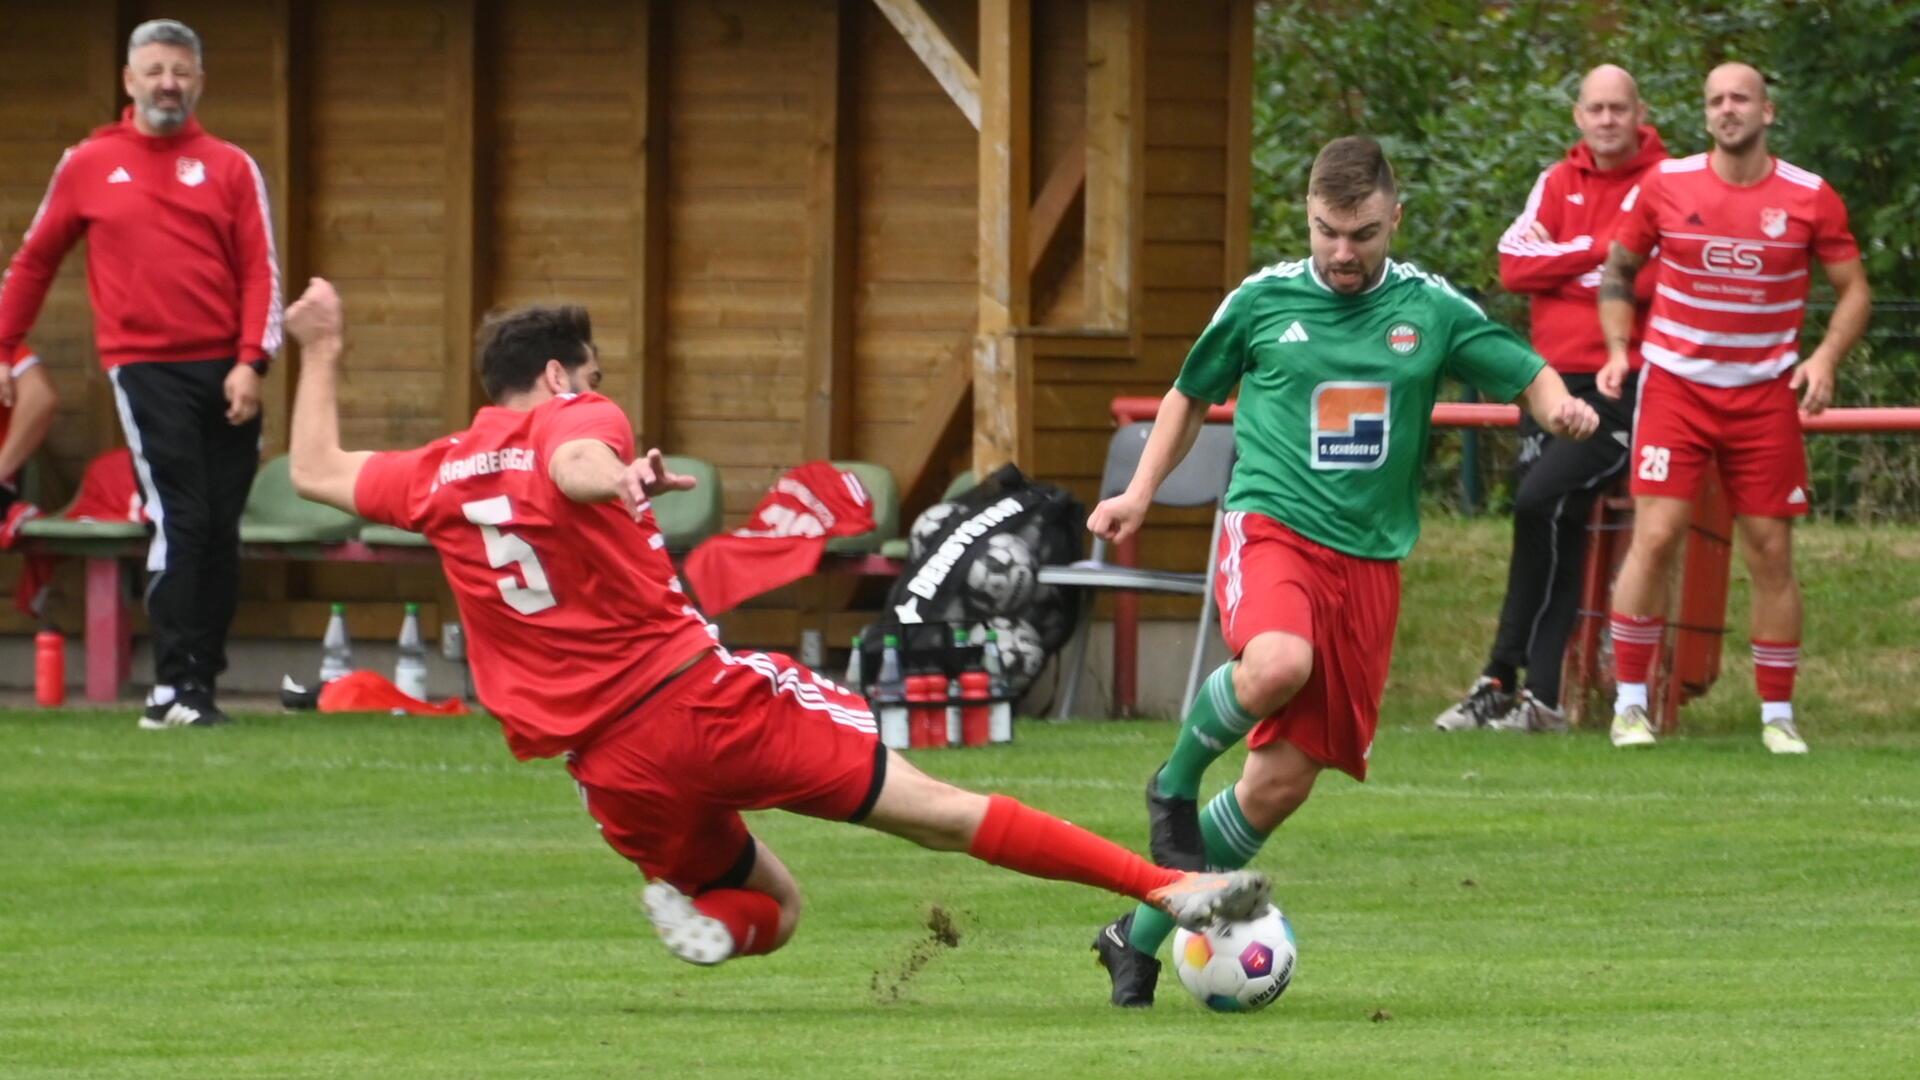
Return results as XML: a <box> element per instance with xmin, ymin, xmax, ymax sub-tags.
<box><xmin>1250</xmin><ymin>0</ymin><xmax>1920</xmax><ymax>516</ymax></box>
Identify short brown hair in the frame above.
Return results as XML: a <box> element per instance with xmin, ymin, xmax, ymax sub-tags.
<box><xmin>475</xmin><ymin>304</ymin><xmax>595</xmax><ymax>402</ymax></box>
<box><xmin>1308</xmin><ymin>136</ymin><xmax>1397</xmax><ymax>211</ymax></box>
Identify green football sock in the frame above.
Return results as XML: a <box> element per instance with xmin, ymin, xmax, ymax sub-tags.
<box><xmin>1125</xmin><ymin>787</ymin><xmax>1273</xmax><ymax>956</ymax></box>
<box><xmin>1155</xmin><ymin>663</ymin><xmax>1262</xmax><ymax>800</ymax></box>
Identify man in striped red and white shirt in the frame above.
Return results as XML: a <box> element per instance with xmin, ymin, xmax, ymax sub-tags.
<box><xmin>0</xmin><ymin>20</ymin><xmax>282</xmax><ymax>728</ymax></box>
<box><xmin>1596</xmin><ymin>62</ymin><xmax>1872</xmax><ymax>753</ymax></box>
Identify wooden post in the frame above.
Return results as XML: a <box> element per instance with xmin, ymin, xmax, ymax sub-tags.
<box><xmin>265</xmin><ymin>0</ymin><xmax>309</xmax><ymax>457</ymax></box>
<box><xmin>973</xmin><ymin>0</ymin><xmax>1031</xmax><ymax>475</ymax></box>
<box><xmin>442</xmin><ymin>0</ymin><xmax>488</xmax><ymax>435</ymax></box>
<box><xmin>1222</xmin><ymin>0</ymin><xmax>1254</xmax><ymax>288</ymax></box>
<box><xmin>1084</xmin><ymin>0</ymin><xmax>1143</xmax><ymax>331</ymax></box>
<box><xmin>870</xmin><ymin>0</ymin><xmax>981</xmax><ymax>129</ymax></box>
<box><xmin>802</xmin><ymin>0</ymin><xmax>856</xmax><ymax>462</ymax></box>
<box><xmin>631</xmin><ymin>0</ymin><xmax>669</xmax><ymax>445</ymax></box>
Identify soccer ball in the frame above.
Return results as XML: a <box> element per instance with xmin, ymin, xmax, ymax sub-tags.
<box><xmin>964</xmin><ymin>533</ymin><xmax>1037</xmax><ymax>615</ymax></box>
<box><xmin>908</xmin><ymin>501</ymin><xmax>963</xmax><ymax>562</ymax></box>
<box><xmin>984</xmin><ymin>614</ymin><xmax>1047</xmax><ymax>693</ymax></box>
<box><xmin>1170</xmin><ymin>903</ymin><xmax>1297</xmax><ymax>1013</ymax></box>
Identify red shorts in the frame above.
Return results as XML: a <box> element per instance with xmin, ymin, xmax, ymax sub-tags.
<box><xmin>1630</xmin><ymin>364</ymin><xmax>1809</xmax><ymax>517</ymax></box>
<box><xmin>565</xmin><ymin>649</ymin><xmax>883</xmax><ymax>893</ymax></box>
<box><xmin>1214</xmin><ymin>511</ymin><xmax>1401</xmax><ymax>780</ymax></box>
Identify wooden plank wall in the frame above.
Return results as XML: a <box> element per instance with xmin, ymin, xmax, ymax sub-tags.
<box><xmin>0</xmin><ymin>0</ymin><xmax>1248</xmax><ymax>642</ymax></box>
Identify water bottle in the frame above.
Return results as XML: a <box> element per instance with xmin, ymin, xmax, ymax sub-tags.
<box><xmin>845</xmin><ymin>634</ymin><xmax>864</xmax><ymax>691</ymax></box>
<box><xmin>983</xmin><ymin>630</ymin><xmax>1013</xmax><ymax>744</ymax></box>
<box><xmin>319</xmin><ymin>603</ymin><xmax>353</xmax><ymax>684</ymax></box>
<box><xmin>395</xmin><ymin>603</ymin><xmax>429</xmax><ymax>700</ymax></box>
<box><xmin>957</xmin><ymin>626</ymin><xmax>990</xmax><ymax>747</ymax></box>
<box><xmin>872</xmin><ymin>634</ymin><xmax>909</xmax><ymax>749</ymax></box>
<box><xmin>34</xmin><ymin>628</ymin><xmax>65</xmax><ymax>707</ymax></box>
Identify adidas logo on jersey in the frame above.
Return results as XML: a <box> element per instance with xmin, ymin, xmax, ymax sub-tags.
<box><xmin>107</xmin><ymin>166</ymin><xmax>132</xmax><ymax>184</ymax></box>
<box><xmin>1566</xmin><ymin>192</ymin><xmax>1585</xmax><ymax>205</ymax></box>
<box><xmin>1787</xmin><ymin>486</ymin><xmax>1807</xmax><ymax>505</ymax></box>
<box><xmin>1277</xmin><ymin>321</ymin><xmax>1310</xmax><ymax>344</ymax></box>
<box><xmin>1686</xmin><ymin>212</ymin><xmax>1705</xmax><ymax>225</ymax></box>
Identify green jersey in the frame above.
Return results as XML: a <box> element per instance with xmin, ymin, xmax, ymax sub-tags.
<box><xmin>1174</xmin><ymin>258</ymin><xmax>1543</xmax><ymax>560</ymax></box>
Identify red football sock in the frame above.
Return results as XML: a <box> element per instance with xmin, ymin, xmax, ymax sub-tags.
<box><xmin>966</xmin><ymin>794</ymin><xmax>1180</xmax><ymax>902</ymax></box>
<box><xmin>692</xmin><ymin>889</ymin><xmax>784</xmax><ymax>957</ymax></box>
<box><xmin>1610</xmin><ymin>612</ymin><xmax>1665</xmax><ymax>685</ymax></box>
<box><xmin>1751</xmin><ymin>639</ymin><xmax>1799</xmax><ymax>703</ymax></box>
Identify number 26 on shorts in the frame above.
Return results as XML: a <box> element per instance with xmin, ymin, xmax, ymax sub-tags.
<box><xmin>1638</xmin><ymin>445</ymin><xmax>1671</xmax><ymax>483</ymax></box>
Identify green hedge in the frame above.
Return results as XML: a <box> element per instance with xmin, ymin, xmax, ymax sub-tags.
<box><xmin>1251</xmin><ymin>0</ymin><xmax>1920</xmax><ymax>518</ymax></box>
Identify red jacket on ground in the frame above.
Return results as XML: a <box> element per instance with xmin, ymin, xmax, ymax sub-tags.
<box><xmin>0</xmin><ymin>108</ymin><xmax>281</xmax><ymax>370</ymax></box>
<box><xmin>1497</xmin><ymin>126</ymin><xmax>1667</xmax><ymax>374</ymax></box>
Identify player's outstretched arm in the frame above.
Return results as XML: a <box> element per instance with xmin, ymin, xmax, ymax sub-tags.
<box><xmin>0</xmin><ymin>364</ymin><xmax>58</xmax><ymax>480</ymax></box>
<box><xmin>1594</xmin><ymin>241</ymin><xmax>1645</xmax><ymax>399</ymax></box>
<box><xmin>551</xmin><ymin>442</ymin><xmax>695</xmax><ymax>520</ymax></box>
<box><xmin>1087</xmin><ymin>387</ymin><xmax>1210</xmax><ymax>544</ymax></box>
<box><xmin>1518</xmin><ymin>366</ymin><xmax>1600</xmax><ymax>441</ymax></box>
<box><xmin>1791</xmin><ymin>257</ymin><xmax>1871</xmax><ymax>417</ymax></box>
<box><xmin>286</xmin><ymin>278</ymin><xmax>374</xmax><ymax>514</ymax></box>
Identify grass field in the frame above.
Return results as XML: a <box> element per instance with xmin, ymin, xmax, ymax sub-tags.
<box><xmin>3</xmin><ymin>520</ymin><xmax>1917</xmax><ymax>1078</ymax></box>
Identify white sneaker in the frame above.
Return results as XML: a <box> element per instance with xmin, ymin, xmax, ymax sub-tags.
<box><xmin>1435</xmin><ymin>676</ymin><xmax>1514</xmax><ymax>732</ymax></box>
<box><xmin>641</xmin><ymin>882</ymin><xmax>734</xmax><ymax>966</ymax></box>
<box><xmin>1609</xmin><ymin>705</ymin><xmax>1657</xmax><ymax>748</ymax></box>
<box><xmin>1762</xmin><ymin>719</ymin><xmax>1809</xmax><ymax>755</ymax></box>
<box><xmin>1488</xmin><ymin>690</ymin><xmax>1567</xmax><ymax>733</ymax></box>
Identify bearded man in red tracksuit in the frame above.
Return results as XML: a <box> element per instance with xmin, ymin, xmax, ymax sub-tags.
<box><xmin>1434</xmin><ymin>64</ymin><xmax>1667</xmax><ymax>734</ymax></box>
<box><xmin>0</xmin><ymin>19</ymin><xmax>281</xmax><ymax>728</ymax></box>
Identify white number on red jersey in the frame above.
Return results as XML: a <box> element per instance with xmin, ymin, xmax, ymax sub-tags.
<box><xmin>461</xmin><ymin>495</ymin><xmax>557</xmax><ymax>615</ymax></box>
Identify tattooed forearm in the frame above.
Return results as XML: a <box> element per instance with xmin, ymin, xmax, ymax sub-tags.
<box><xmin>1597</xmin><ymin>242</ymin><xmax>1644</xmax><ymax>303</ymax></box>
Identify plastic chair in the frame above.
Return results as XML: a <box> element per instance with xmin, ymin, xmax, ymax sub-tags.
<box><xmin>652</xmin><ymin>455</ymin><xmax>722</xmax><ymax>552</ymax></box>
<box><xmin>239</xmin><ymin>456</ymin><xmax>364</xmax><ymax>545</ymax></box>
<box><xmin>825</xmin><ymin>460</ymin><xmax>900</xmax><ymax>556</ymax></box>
<box><xmin>1037</xmin><ymin>422</ymin><xmax>1236</xmax><ymax>718</ymax></box>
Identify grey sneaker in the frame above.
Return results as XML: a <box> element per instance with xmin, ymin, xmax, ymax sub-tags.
<box><xmin>1435</xmin><ymin>676</ymin><xmax>1515</xmax><ymax>732</ymax></box>
<box><xmin>1145</xmin><ymin>870</ymin><xmax>1271</xmax><ymax>932</ymax></box>
<box><xmin>1488</xmin><ymin>690</ymin><xmax>1568</xmax><ymax>733</ymax></box>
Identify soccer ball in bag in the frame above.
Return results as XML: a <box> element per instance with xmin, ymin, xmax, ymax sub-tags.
<box><xmin>908</xmin><ymin>501</ymin><xmax>963</xmax><ymax>562</ymax></box>
<box><xmin>984</xmin><ymin>614</ymin><xmax>1047</xmax><ymax>693</ymax></box>
<box><xmin>964</xmin><ymin>533</ymin><xmax>1037</xmax><ymax>615</ymax></box>
<box><xmin>1171</xmin><ymin>903</ymin><xmax>1297</xmax><ymax>1013</ymax></box>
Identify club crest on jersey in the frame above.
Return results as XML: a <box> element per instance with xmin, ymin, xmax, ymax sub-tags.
<box><xmin>1760</xmin><ymin>207</ymin><xmax>1788</xmax><ymax>239</ymax></box>
<box><xmin>1310</xmin><ymin>382</ymin><xmax>1390</xmax><ymax>471</ymax></box>
<box><xmin>176</xmin><ymin>157</ymin><xmax>206</xmax><ymax>187</ymax></box>
<box><xmin>1386</xmin><ymin>322</ymin><xmax>1420</xmax><ymax>355</ymax></box>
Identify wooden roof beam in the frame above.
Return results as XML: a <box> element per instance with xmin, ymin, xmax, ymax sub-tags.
<box><xmin>870</xmin><ymin>0</ymin><xmax>981</xmax><ymax>129</ymax></box>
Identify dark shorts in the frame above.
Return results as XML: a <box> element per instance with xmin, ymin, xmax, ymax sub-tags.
<box><xmin>566</xmin><ymin>650</ymin><xmax>884</xmax><ymax>892</ymax></box>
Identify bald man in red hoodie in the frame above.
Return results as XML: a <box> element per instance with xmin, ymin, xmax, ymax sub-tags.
<box><xmin>1435</xmin><ymin>65</ymin><xmax>1666</xmax><ymax>734</ymax></box>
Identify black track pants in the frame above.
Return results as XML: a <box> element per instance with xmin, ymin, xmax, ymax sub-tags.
<box><xmin>1486</xmin><ymin>373</ymin><xmax>1635</xmax><ymax>707</ymax></box>
<box><xmin>110</xmin><ymin>358</ymin><xmax>262</xmax><ymax>692</ymax></box>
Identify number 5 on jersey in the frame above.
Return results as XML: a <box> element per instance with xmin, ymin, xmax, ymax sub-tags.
<box><xmin>462</xmin><ymin>495</ymin><xmax>557</xmax><ymax>614</ymax></box>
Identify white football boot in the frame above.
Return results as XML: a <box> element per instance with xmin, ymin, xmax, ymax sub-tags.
<box><xmin>1762</xmin><ymin>719</ymin><xmax>1809</xmax><ymax>755</ymax></box>
<box><xmin>1609</xmin><ymin>705</ymin><xmax>1657</xmax><ymax>748</ymax></box>
<box><xmin>641</xmin><ymin>882</ymin><xmax>735</xmax><ymax>966</ymax></box>
<box><xmin>1434</xmin><ymin>676</ymin><xmax>1515</xmax><ymax>732</ymax></box>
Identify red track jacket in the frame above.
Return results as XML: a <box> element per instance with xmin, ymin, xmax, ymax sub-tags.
<box><xmin>0</xmin><ymin>108</ymin><xmax>281</xmax><ymax>369</ymax></box>
<box><xmin>1497</xmin><ymin>126</ymin><xmax>1667</xmax><ymax>374</ymax></box>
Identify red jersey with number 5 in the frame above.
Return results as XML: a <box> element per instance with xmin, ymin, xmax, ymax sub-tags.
<box><xmin>1614</xmin><ymin>153</ymin><xmax>1857</xmax><ymax>388</ymax></box>
<box><xmin>354</xmin><ymin>393</ymin><xmax>716</xmax><ymax>759</ymax></box>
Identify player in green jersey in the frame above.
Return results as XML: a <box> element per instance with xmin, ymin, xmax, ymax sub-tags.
<box><xmin>1091</xmin><ymin>136</ymin><xmax>1600</xmax><ymax>1005</ymax></box>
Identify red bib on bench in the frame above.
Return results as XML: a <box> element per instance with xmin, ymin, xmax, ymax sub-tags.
<box><xmin>681</xmin><ymin>462</ymin><xmax>873</xmax><ymax>615</ymax></box>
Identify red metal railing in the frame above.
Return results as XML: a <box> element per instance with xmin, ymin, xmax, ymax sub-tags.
<box><xmin>1098</xmin><ymin>395</ymin><xmax>1920</xmax><ymax>719</ymax></box>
